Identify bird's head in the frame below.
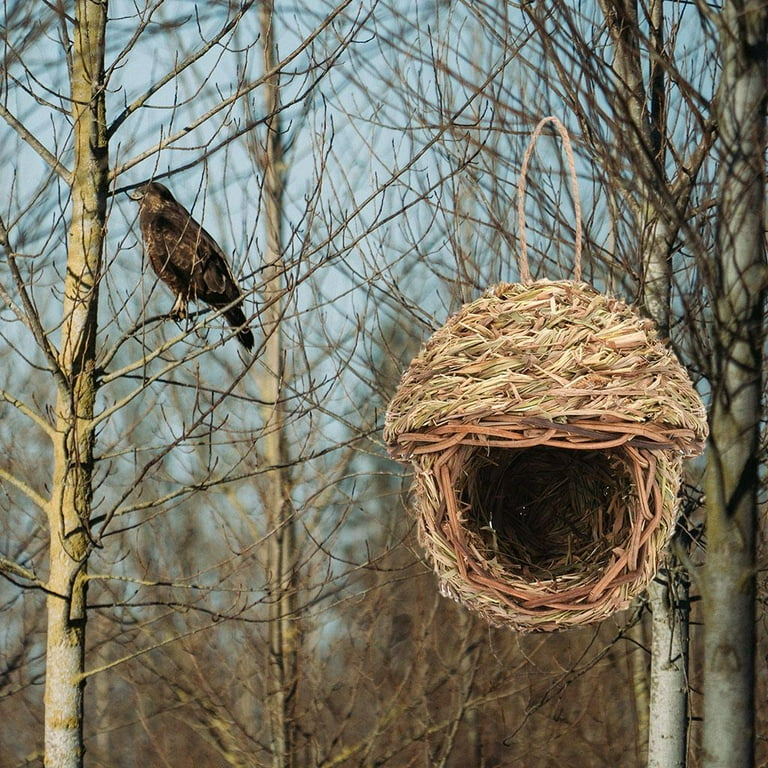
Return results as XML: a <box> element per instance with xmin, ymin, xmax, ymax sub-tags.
<box><xmin>128</xmin><ymin>181</ymin><xmax>176</xmax><ymax>208</ymax></box>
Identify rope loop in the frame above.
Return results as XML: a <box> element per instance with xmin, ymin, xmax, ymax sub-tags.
<box><xmin>517</xmin><ymin>116</ymin><xmax>582</xmax><ymax>284</ymax></box>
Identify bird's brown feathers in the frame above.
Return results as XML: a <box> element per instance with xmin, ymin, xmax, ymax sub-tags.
<box><xmin>133</xmin><ymin>182</ymin><xmax>254</xmax><ymax>350</ymax></box>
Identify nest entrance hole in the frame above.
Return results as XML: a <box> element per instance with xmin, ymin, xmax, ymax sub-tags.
<box><xmin>460</xmin><ymin>445</ymin><xmax>635</xmax><ymax>579</ymax></box>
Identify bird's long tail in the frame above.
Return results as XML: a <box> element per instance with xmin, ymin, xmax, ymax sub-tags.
<box><xmin>224</xmin><ymin>305</ymin><xmax>254</xmax><ymax>351</ymax></box>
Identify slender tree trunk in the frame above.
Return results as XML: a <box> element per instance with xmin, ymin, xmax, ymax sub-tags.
<box><xmin>605</xmin><ymin>0</ymin><xmax>692</xmax><ymax>762</ymax></box>
<box><xmin>628</xmin><ymin>620</ymin><xmax>650</xmax><ymax>764</ymax></box>
<box><xmin>257</xmin><ymin>4</ymin><xmax>300</xmax><ymax>767</ymax></box>
<box><xmin>647</xmin><ymin>571</ymin><xmax>689</xmax><ymax>768</ymax></box>
<box><xmin>702</xmin><ymin>1</ymin><xmax>767</xmax><ymax>766</ymax></box>
<box><xmin>44</xmin><ymin>1</ymin><xmax>108</xmax><ymax>766</ymax></box>
<box><xmin>642</xmin><ymin>6</ymin><xmax>691</xmax><ymax>757</ymax></box>
<box><xmin>644</xmin><ymin>212</ymin><xmax>690</xmax><ymax>768</ymax></box>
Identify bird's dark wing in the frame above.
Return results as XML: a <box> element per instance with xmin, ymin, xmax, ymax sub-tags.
<box><xmin>194</xmin><ymin>225</ymin><xmax>245</xmax><ymax>306</ymax></box>
<box><xmin>137</xmin><ymin>188</ymin><xmax>253</xmax><ymax>349</ymax></box>
<box><xmin>143</xmin><ymin>208</ymin><xmax>201</xmax><ymax>297</ymax></box>
<box><xmin>194</xmin><ymin>228</ymin><xmax>254</xmax><ymax>350</ymax></box>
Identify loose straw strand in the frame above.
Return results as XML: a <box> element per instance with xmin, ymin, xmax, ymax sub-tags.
<box><xmin>517</xmin><ymin>116</ymin><xmax>583</xmax><ymax>284</ymax></box>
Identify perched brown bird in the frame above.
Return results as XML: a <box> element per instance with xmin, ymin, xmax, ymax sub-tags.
<box><xmin>129</xmin><ymin>182</ymin><xmax>254</xmax><ymax>350</ymax></box>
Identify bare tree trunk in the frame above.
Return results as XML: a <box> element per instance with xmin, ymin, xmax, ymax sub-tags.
<box><xmin>702</xmin><ymin>1</ymin><xmax>767</xmax><ymax>766</ymax></box>
<box><xmin>645</xmin><ymin>218</ymin><xmax>690</xmax><ymax>768</ymax></box>
<box><xmin>647</xmin><ymin>572</ymin><xmax>689</xmax><ymax>768</ymax></box>
<box><xmin>44</xmin><ymin>1</ymin><xmax>107</xmax><ymax>766</ymax></box>
<box><xmin>643</xmin><ymin>5</ymin><xmax>691</xmax><ymax>751</ymax></box>
<box><xmin>628</xmin><ymin>620</ymin><xmax>650</xmax><ymax>763</ymax></box>
<box><xmin>599</xmin><ymin>0</ymin><xmax>691</xmax><ymax>763</ymax></box>
<box><xmin>258</xmin><ymin>4</ymin><xmax>300</xmax><ymax>767</ymax></box>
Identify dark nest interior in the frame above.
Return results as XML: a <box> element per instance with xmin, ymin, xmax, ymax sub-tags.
<box><xmin>460</xmin><ymin>446</ymin><xmax>635</xmax><ymax>581</ymax></box>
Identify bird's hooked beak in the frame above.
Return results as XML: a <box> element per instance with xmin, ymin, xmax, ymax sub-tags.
<box><xmin>127</xmin><ymin>185</ymin><xmax>146</xmax><ymax>201</ymax></box>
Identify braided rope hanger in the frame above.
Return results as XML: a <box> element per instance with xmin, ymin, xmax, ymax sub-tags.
<box><xmin>516</xmin><ymin>116</ymin><xmax>583</xmax><ymax>284</ymax></box>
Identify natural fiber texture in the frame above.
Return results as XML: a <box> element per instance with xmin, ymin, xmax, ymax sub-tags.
<box><xmin>518</xmin><ymin>116</ymin><xmax>582</xmax><ymax>283</ymax></box>
<box><xmin>384</xmin><ymin>280</ymin><xmax>707</xmax><ymax>631</ymax></box>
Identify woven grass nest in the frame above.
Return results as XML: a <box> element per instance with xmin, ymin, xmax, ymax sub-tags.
<box><xmin>384</xmin><ymin>279</ymin><xmax>708</xmax><ymax>631</ymax></box>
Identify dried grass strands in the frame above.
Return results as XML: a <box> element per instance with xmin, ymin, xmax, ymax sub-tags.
<box><xmin>384</xmin><ymin>279</ymin><xmax>706</xmax><ymax>631</ymax></box>
<box><xmin>385</xmin><ymin>282</ymin><xmax>707</xmax><ymax>454</ymax></box>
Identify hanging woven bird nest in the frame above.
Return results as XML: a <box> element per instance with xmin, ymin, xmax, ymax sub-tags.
<box><xmin>383</xmin><ymin>119</ymin><xmax>708</xmax><ymax>632</ymax></box>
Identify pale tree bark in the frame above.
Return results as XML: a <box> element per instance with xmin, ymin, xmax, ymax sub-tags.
<box><xmin>702</xmin><ymin>1</ymin><xmax>767</xmax><ymax>766</ymax></box>
<box><xmin>628</xmin><ymin>620</ymin><xmax>651</xmax><ymax>762</ymax></box>
<box><xmin>599</xmin><ymin>0</ymin><xmax>691</xmax><ymax>764</ymax></box>
<box><xmin>641</xmin><ymin>147</ymin><xmax>691</xmax><ymax>768</ymax></box>
<box><xmin>642</xmin><ymin>3</ymin><xmax>690</xmax><ymax>765</ymax></box>
<box><xmin>44</xmin><ymin>0</ymin><xmax>108</xmax><ymax>766</ymax></box>
<box><xmin>647</xmin><ymin>573</ymin><xmax>689</xmax><ymax>768</ymax></box>
<box><xmin>257</xmin><ymin>3</ymin><xmax>300</xmax><ymax>767</ymax></box>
